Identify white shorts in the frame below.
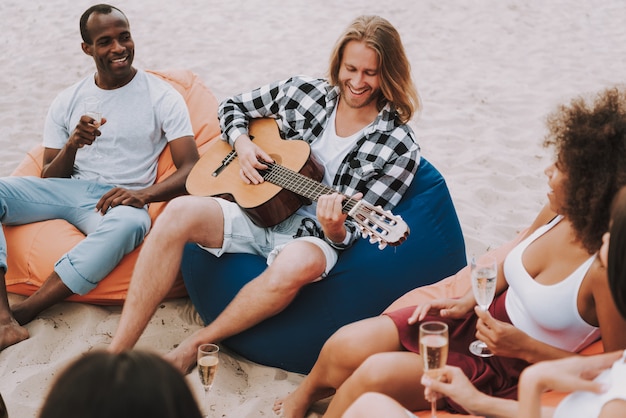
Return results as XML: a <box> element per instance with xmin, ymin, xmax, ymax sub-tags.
<box><xmin>197</xmin><ymin>198</ymin><xmax>339</xmax><ymax>279</ymax></box>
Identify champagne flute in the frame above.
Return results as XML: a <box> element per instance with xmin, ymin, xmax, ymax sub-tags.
<box><xmin>83</xmin><ymin>96</ymin><xmax>103</xmax><ymax>159</ymax></box>
<box><xmin>197</xmin><ymin>343</ymin><xmax>219</xmax><ymax>417</ymax></box>
<box><xmin>419</xmin><ymin>321</ymin><xmax>449</xmax><ymax>418</ymax></box>
<box><xmin>469</xmin><ymin>254</ymin><xmax>498</xmax><ymax>357</ymax></box>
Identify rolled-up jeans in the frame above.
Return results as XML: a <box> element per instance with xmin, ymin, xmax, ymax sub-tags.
<box><xmin>0</xmin><ymin>176</ymin><xmax>151</xmax><ymax>295</ymax></box>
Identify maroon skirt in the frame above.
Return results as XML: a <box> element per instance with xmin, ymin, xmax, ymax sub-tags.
<box><xmin>384</xmin><ymin>290</ymin><xmax>528</xmax><ymax>414</ymax></box>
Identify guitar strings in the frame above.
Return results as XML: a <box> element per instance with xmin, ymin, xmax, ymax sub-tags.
<box><xmin>263</xmin><ymin>162</ymin><xmax>361</xmax><ymax>213</ymax></box>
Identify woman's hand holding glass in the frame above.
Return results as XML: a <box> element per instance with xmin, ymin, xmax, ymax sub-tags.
<box><xmin>474</xmin><ymin>308</ymin><xmax>537</xmax><ymax>360</ymax></box>
<box><xmin>422</xmin><ymin>365</ymin><xmax>484</xmax><ymax>414</ymax></box>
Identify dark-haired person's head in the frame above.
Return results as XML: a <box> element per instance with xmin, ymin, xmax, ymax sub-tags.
<box><xmin>79</xmin><ymin>4</ymin><xmax>135</xmax><ymax>89</ymax></box>
<box><xmin>39</xmin><ymin>350</ymin><xmax>202</xmax><ymax>418</ymax></box>
<box><xmin>79</xmin><ymin>4</ymin><xmax>127</xmax><ymax>44</ymax></box>
<box><xmin>0</xmin><ymin>391</ymin><xmax>7</xmax><ymax>418</ymax></box>
<box><xmin>604</xmin><ymin>187</ymin><xmax>626</xmax><ymax>319</ymax></box>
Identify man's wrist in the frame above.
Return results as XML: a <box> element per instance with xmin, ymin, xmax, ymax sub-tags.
<box><xmin>326</xmin><ymin>231</ymin><xmax>351</xmax><ymax>249</ymax></box>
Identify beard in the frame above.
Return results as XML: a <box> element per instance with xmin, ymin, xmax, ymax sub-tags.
<box><xmin>339</xmin><ymin>82</ymin><xmax>381</xmax><ymax>110</ymax></box>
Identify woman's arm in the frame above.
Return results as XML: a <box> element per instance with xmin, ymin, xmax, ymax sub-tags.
<box><xmin>517</xmin><ymin>352</ymin><xmax>622</xmax><ymax>418</ymax></box>
<box><xmin>600</xmin><ymin>400</ymin><xmax>626</xmax><ymax>418</ymax></box>
<box><xmin>422</xmin><ymin>366</ymin><xmax>555</xmax><ymax>418</ymax></box>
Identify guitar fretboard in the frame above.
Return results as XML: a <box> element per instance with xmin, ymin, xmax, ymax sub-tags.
<box><xmin>262</xmin><ymin>162</ymin><xmax>357</xmax><ymax>213</ymax></box>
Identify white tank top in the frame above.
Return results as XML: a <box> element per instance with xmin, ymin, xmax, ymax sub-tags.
<box><xmin>504</xmin><ymin>215</ymin><xmax>600</xmax><ymax>352</ymax></box>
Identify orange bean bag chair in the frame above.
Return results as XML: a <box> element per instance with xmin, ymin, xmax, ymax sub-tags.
<box><xmin>382</xmin><ymin>231</ymin><xmax>604</xmax><ymax>417</ymax></box>
<box><xmin>5</xmin><ymin>69</ymin><xmax>222</xmax><ymax>304</ymax></box>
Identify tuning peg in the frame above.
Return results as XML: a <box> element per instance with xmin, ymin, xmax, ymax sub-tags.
<box><xmin>378</xmin><ymin>242</ymin><xmax>387</xmax><ymax>250</ymax></box>
<box><xmin>384</xmin><ymin>210</ymin><xmax>397</xmax><ymax>225</ymax></box>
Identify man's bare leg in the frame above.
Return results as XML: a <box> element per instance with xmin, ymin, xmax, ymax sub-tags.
<box><xmin>0</xmin><ymin>270</ymin><xmax>29</xmax><ymax>351</ymax></box>
<box><xmin>164</xmin><ymin>239</ymin><xmax>327</xmax><ymax>374</ymax></box>
<box><xmin>10</xmin><ymin>271</ymin><xmax>73</xmax><ymax>325</ymax></box>
<box><xmin>273</xmin><ymin>316</ymin><xmax>403</xmax><ymax>418</ymax></box>
<box><xmin>108</xmin><ymin>196</ymin><xmax>226</xmax><ymax>354</ymax></box>
<box><xmin>110</xmin><ymin>194</ymin><xmax>328</xmax><ymax>375</ymax></box>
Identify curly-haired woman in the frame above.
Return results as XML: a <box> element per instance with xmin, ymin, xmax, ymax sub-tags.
<box><xmin>274</xmin><ymin>87</ymin><xmax>626</xmax><ymax>418</ymax></box>
<box><xmin>343</xmin><ymin>187</ymin><xmax>626</xmax><ymax>418</ymax></box>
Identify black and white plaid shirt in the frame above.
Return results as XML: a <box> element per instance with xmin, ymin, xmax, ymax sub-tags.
<box><xmin>218</xmin><ymin>76</ymin><xmax>420</xmax><ymax>249</ymax></box>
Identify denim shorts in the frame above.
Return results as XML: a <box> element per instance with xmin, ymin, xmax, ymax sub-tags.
<box><xmin>198</xmin><ymin>198</ymin><xmax>338</xmax><ymax>279</ymax></box>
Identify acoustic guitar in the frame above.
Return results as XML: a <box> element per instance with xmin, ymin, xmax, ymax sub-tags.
<box><xmin>186</xmin><ymin>118</ymin><xmax>409</xmax><ymax>249</ymax></box>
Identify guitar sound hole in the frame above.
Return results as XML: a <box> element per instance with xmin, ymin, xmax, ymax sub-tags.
<box><xmin>269</xmin><ymin>153</ymin><xmax>282</xmax><ymax>165</ymax></box>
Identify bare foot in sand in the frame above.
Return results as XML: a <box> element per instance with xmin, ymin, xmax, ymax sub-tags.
<box><xmin>273</xmin><ymin>396</ymin><xmax>310</xmax><ymax>418</ymax></box>
<box><xmin>0</xmin><ymin>318</ymin><xmax>29</xmax><ymax>351</ymax></box>
<box><xmin>163</xmin><ymin>338</ymin><xmax>199</xmax><ymax>375</ymax></box>
<box><xmin>273</xmin><ymin>385</ymin><xmax>334</xmax><ymax>418</ymax></box>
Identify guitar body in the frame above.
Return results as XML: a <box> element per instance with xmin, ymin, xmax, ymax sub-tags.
<box><xmin>186</xmin><ymin>118</ymin><xmax>323</xmax><ymax>227</ymax></box>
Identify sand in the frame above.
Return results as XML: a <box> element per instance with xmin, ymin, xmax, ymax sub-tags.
<box><xmin>0</xmin><ymin>0</ymin><xmax>624</xmax><ymax>416</ymax></box>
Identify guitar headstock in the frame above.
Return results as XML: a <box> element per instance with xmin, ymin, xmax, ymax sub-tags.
<box><xmin>347</xmin><ymin>201</ymin><xmax>410</xmax><ymax>250</ymax></box>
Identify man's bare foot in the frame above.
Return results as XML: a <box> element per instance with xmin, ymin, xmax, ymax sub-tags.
<box><xmin>0</xmin><ymin>318</ymin><xmax>29</xmax><ymax>351</ymax></box>
<box><xmin>163</xmin><ymin>338</ymin><xmax>199</xmax><ymax>375</ymax></box>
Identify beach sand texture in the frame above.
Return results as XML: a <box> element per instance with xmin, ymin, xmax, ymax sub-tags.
<box><xmin>0</xmin><ymin>0</ymin><xmax>624</xmax><ymax>416</ymax></box>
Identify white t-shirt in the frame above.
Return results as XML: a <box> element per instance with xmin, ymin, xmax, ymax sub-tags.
<box><xmin>43</xmin><ymin>69</ymin><xmax>193</xmax><ymax>189</ymax></box>
<box><xmin>297</xmin><ymin>104</ymin><xmax>364</xmax><ymax>219</ymax></box>
<box><xmin>554</xmin><ymin>350</ymin><xmax>626</xmax><ymax>417</ymax></box>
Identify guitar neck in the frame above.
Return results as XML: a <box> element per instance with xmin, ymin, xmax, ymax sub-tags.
<box><xmin>263</xmin><ymin>162</ymin><xmax>357</xmax><ymax>213</ymax></box>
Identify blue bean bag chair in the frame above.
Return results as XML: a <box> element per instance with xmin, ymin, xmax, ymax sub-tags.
<box><xmin>181</xmin><ymin>157</ymin><xmax>466</xmax><ymax>374</ymax></box>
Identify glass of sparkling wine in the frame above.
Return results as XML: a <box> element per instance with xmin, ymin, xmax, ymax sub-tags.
<box><xmin>420</xmin><ymin>321</ymin><xmax>449</xmax><ymax>418</ymax></box>
<box><xmin>197</xmin><ymin>343</ymin><xmax>219</xmax><ymax>417</ymax></box>
<box><xmin>469</xmin><ymin>254</ymin><xmax>498</xmax><ymax>357</ymax></box>
<box><xmin>83</xmin><ymin>96</ymin><xmax>103</xmax><ymax>158</ymax></box>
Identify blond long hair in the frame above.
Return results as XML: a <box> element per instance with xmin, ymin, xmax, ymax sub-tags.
<box><xmin>328</xmin><ymin>15</ymin><xmax>420</xmax><ymax>124</ymax></box>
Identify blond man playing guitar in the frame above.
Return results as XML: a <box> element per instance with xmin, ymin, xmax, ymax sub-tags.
<box><xmin>108</xmin><ymin>15</ymin><xmax>421</xmax><ymax>375</ymax></box>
